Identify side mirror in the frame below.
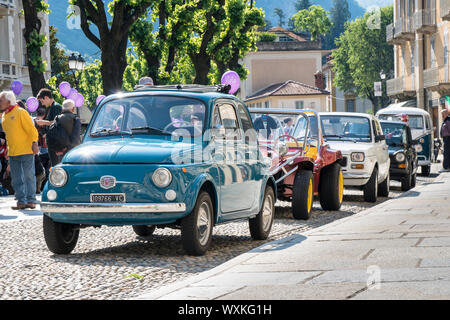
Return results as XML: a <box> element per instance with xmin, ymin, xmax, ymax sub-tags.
<box><xmin>375</xmin><ymin>135</ymin><xmax>385</xmax><ymax>142</ymax></box>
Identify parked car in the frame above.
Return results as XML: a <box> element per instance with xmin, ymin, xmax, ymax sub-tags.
<box><xmin>380</xmin><ymin>121</ymin><xmax>418</xmax><ymax>191</ymax></box>
<box><xmin>40</xmin><ymin>85</ymin><xmax>276</xmax><ymax>256</ymax></box>
<box><xmin>377</xmin><ymin>106</ymin><xmax>433</xmax><ymax>176</ymax></box>
<box><xmin>249</xmin><ymin>109</ymin><xmax>344</xmax><ymax>220</ymax></box>
<box><xmin>319</xmin><ymin>112</ymin><xmax>390</xmax><ymax>202</ymax></box>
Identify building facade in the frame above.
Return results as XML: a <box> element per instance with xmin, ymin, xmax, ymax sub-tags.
<box><xmin>386</xmin><ymin>0</ymin><xmax>450</xmax><ymax>136</ymax></box>
<box><xmin>240</xmin><ymin>27</ymin><xmax>330</xmax><ymax>108</ymax></box>
<box><xmin>0</xmin><ymin>0</ymin><xmax>51</xmax><ymax>100</ymax></box>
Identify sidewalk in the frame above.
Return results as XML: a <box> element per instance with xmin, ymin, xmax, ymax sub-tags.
<box><xmin>139</xmin><ymin>172</ymin><xmax>450</xmax><ymax>300</ymax></box>
<box><xmin>0</xmin><ymin>195</ymin><xmax>42</xmax><ymax>223</ymax></box>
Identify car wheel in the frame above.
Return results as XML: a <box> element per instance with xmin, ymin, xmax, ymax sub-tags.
<box><xmin>132</xmin><ymin>225</ymin><xmax>156</xmax><ymax>237</ymax></box>
<box><xmin>43</xmin><ymin>214</ymin><xmax>79</xmax><ymax>254</ymax></box>
<box><xmin>363</xmin><ymin>168</ymin><xmax>378</xmax><ymax>203</ymax></box>
<box><xmin>292</xmin><ymin>170</ymin><xmax>314</xmax><ymax>220</ymax></box>
<box><xmin>249</xmin><ymin>185</ymin><xmax>275</xmax><ymax>240</ymax></box>
<box><xmin>401</xmin><ymin>168</ymin><xmax>412</xmax><ymax>191</ymax></box>
<box><xmin>421</xmin><ymin>165</ymin><xmax>431</xmax><ymax>176</ymax></box>
<box><xmin>319</xmin><ymin>163</ymin><xmax>343</xmax><ymax>211</ymax></box>
<box><xmin>181</xmin><ymin>191</ymin><xmax>213</xmax><ymax>256</ymax></box>
<box><xmin>378</xmin><ymin>172</ymin><xmax>390</xmax><ymax>197</ymax></box>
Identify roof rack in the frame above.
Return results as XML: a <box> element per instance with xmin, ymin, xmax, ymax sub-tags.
<box><xmin>133</xmin><ymin>84</ymin><xmax>232</xmax><ymax>94</ymax></box>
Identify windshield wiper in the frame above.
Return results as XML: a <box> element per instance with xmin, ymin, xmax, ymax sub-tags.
<box><xmin>90</xmin><ymin>129</ymin><xmax>132</xmax><ymax>137</ymax></box>
<box><xmin>130</xmin><ymin>126</ymin><xmax>171</xmax><ymax>136</ymax></box>
<box><xmin>323</xmin><ymin>134</ymin><xmax>344</xmax><ymax>139</ymax></box>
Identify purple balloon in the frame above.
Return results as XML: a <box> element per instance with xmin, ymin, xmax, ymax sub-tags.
<box><xmin>74</xmin><ymin>93</ymin><xmax>84</xmax><ymax>108</ymax></box>
<box><xmin>221</xmin><ymin>71</ymin><xmax>241</xmax><ymax>95</ymax></box>
<box><xmin>58</xmin><ymin>82</ymin><xmax>71</xmax><ymax>97</ymax></box>
<box><xmin>11</xmin><ymin>81</ymin><xmax>23</xmax><ymax>95</ymax></box>
<box><xmin>67</xmin><ymin>88</ymin><xmax>78</xmax><ymax>101</ymax></box>
<box><xmin>96</xmin><ymin>95</ymin><xmax>106</xmax><ymax>105</ymax></box>
<box><xmin>26</xmin><ymin>97</ymin><xmax>39</xmax><ymax>113</ymax></box>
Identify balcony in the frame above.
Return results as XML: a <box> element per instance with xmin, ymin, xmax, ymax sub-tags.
<box><xmin>0</xmin><ymin>0</ymin><xmax>16</xmax><ymax>17</ymax></box>
<box><xmin>413</xmin><ymin>9</ymin><xmax>436</xmax><ymax>34</ymax></box>
<box><xmin>387</xmin><ymin>75</ymin><xmax>416</xmax><ymax>100</ymax></box>
<box><xmin>386</xmin><ymin>17</ymin><xmax>415</xmax><ymax>45</ymax></box>
<box><xmin>442</xmin><ymin>0</ymin><xmax>450</xmax><ymax>21</ymax></box>
<box><xmin>0</xmin><ymin>60</ymin><xmax>18</xmax><ymax>80</ymax></box>
<box><xmin>424</xmin><ymin>66</ymin><xmax>450</xmax><ymax>95</ymax></box>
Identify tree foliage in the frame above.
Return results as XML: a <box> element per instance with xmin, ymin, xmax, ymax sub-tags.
<box><xmin>294</xmin><ymin>0</ymin><xmax>311</xmax><ymax>11</ymax></box>
<box><xmin>292</xmin><ymin>5</ymin><xmax>332</xmax><ymax>41</ymax></box>
<box><xmin>332</xmin><ymin>6</ymin><xmax>394</xmax><ymax>111</ymax></box>
<box><xmin>324</xmin><ymin>0</ymin><xmax>351</xmax><ymax>49</ymax></box>
<box><xmin>274</xmin><ymin>8</ymin><xmax>285</xmax><ymax>27</ymax></box>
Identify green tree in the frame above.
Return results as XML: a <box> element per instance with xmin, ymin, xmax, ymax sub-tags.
<box><xmin>332</xmin><ymin>6</ymin><xmax>394</xmax><ymax>112</ymax></box>
<box><xmin>22</xmin><ymin>0</ymin><xmax>50</xmax><ymax>95</ymax></box>
<box><xmin>274</xmin><ymin>8</ymin><xmax>285</xmax><ymax>27</ymax></box>
<box><xmin>292</xmin><ymin>5</ymin><xmax>332</xmax><ymax>41</ymax></box>
<box><xmin>325</xmin><ymin>0</ymin><xmax>351</xmax><ymax>49</ymax></box>
<box><xmin>295</xmin><ymin>0</ymin><xmax>311</xmax><ymax>11</ymax></box>
<box><xmin>49</xmin><ymin>26</ymin><xmax>71</xmax><ymax>84</ymax></box>
<box><xmin>70</xmin><ymin>0</ymin><xmax>154</xmax><ymax>95</ymax></box>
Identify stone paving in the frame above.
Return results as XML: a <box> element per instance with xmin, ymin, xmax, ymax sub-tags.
<box><xmin>0</xmin><ymin>168</ymin><xmax>439</xmax><ymax>299</ymax></box>
<box><xmin>139</xmin><ymin>171</ymin><xmax>450</xmax><ymax>300</ymax></box>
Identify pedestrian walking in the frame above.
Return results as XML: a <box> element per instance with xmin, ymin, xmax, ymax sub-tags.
<box><xmin>36</xmin><ymin>88</ymin><xmax>62</xmax><ymax>167</ymax></box>
<box><xmin>34</xmin><ymin>107</ymin><xmax>51</xmax><ymax>184</ymax></box>
<box><xmin>440</xmin><ymin>109</ymin><xmax>450</xmax><ymax>171</ymax></box>
<box><xmin>45</xmin><ymin>99</ymin><xmax>81</xmax><ymax>165</ymax></box>
<box><xmin>0</xmin><ymin>91</ymin><xmax>39</xmax><ymax>210</ymax></box>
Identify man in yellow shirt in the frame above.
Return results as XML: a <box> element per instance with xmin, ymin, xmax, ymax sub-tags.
<box><xmin>0</xmin><ymin>91</ymin><xmax>39</xmax><ymax>210</ymax></box>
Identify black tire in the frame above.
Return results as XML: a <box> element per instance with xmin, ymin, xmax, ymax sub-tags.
<box><xmin>292</xmin><ymin>170</ymin><xmax>314</xmax><ymax>220</ymax></box>
<box><xmin>43</xmin><ymin>214</ymin><xmax>79</xmax><ymax>254</ymax></box>
<box><xmin>421</xmin><ymin>165</ymin><xmax>431</xmax><ymax>176</ymax></box>
<box><xmin>363</xmin><ymin>168</ymin><xmax>378</xmax><ymax>203</ymax></box>
<box><xmin>249</xmin><ymin>185</ymin><xmax>275</xmax><ymax>240</ymax></box>
<box><xmin>132</xmin><ymin>225</ymin><xmax>156</xmax><ymax>237</ymax></box>
<box><xmin>411</xmin><ymin>173</ymin><xmax>417</xmax><ymax>188</ymax></box>
<box><xmin>401</xmin><ymin>168</ymin><xmax>412</xmax><ymax>191</ymax></box>
<box><xmin>319</xmin><ymin>163</ymin><xmax>343</xmax><ymax>211</ymax></box>
<box><xmin>181</xmin><ymin>191</ymin><xmax>214</xmax><ymax>256</ymax></box>
<box><xmin>378</xmin><ymin>172</ymin><xmax>390</xmax><ymax>197</ymax></box>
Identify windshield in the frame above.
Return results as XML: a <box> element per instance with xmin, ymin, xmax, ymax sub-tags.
<box><xmin>293</xmin><ymin>116</ymin><xmax>318</xmax><ymax>141</ymax></box>
<box><xmin>381</xmin><ymin>122</ymin><xmax>407</xmax><ymax>147</ymax></box>
<box><xmin>321</xmin><ymin>115</ymin><xmax>371</xmax><ymax>142</ymax></box>
<box><xmin>90</xmin><ymin>96</ymin><xmax>206</xmax><ymax>138</ymax></box>
<box><xmin>251</xmin><ymin>114</ymin><xmax>286</xmax><ymax>141</ymax></box>
<box><xmin>378</xmin><ymin>114</ymin><xmax>424</xmax><ymax>130</ymax></box>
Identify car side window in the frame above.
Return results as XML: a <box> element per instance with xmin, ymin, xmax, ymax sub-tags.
<box><xmin>212</xmin><ymin>103</ymin><xmax>241</xmax><ymax>140</ymax></box>
<box><xmin>425</xmin><ymin>116</ymin><xmax>431</xmax><ymax>130</ymax></box>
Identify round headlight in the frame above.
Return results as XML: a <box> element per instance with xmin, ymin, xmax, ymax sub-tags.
<box><xmin>395</xmin><ymin>152</ymin><xmax>406</xmax><ymax>163</ymax></box>
<box><xmin>49</xmin><ymin>168</ymin><xmax>68</xmax><ymax>187</ymax></box>
<box><xmin>415</xmin><ymin>144</ymin><xmax>423</xmax><ymax>153</ymax></box>
<box><xmin>152</xmin><ymin>168</ymin><xmax>172</xmax><ymax>188</ymax></box>
<box><xmin>351</xmin><ymin>152</ymin><xmax>365</xmax><ymax>162</ymax></box>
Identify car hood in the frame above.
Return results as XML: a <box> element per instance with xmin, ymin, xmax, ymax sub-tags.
<box><xmin>325</xmin><ymin>140</ymin><xmax>375</xmax><ymax>155</ymax></box>
<box><xmin>63</xmin><ymin>137</ymin><xmax>198</xmax><ymax>164</ymax></box>
<box><xmin>387</xmin><ymin>146</ymin><xmax>404</xmax><ymax>155</ymax></box>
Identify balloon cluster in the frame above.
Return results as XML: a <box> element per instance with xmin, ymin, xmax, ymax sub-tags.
<box><xmin>58</xmin><ymin>81</ymin><xmax>84</xmax><ymax>108</ymax></box>
<box><xmin>221</xmin><ymin>71</ymin><xmax>241</xmax><ymax>95</ymax></box>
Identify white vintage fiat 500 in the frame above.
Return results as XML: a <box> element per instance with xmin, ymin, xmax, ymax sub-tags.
<box><xmin>319</xmin><ymin>113</ymin><xmax>390</xmax><ymax>202</ymax></box>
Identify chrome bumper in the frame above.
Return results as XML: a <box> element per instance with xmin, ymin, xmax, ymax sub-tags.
<box><xmin>343</xmin><ymin>173</ymin><xmax>371</xmax><ymax>180</ymax></box>
<box><xmin>40</xmin><ymin>202</ymin><xmax>187</xmax><ymax>213</ymax></box>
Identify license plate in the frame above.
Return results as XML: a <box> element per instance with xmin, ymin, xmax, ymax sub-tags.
<box><xmin>90</xmin><ymin>193</ymin><xmax>126</xmax><ymax>203</ymax></box>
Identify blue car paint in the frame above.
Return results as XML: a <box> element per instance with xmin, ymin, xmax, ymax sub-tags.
<box><xmin>417</xmin><ymin>133</ymin><xmax>432</xmax><ymax>164</ymax></box>
<box><xmin>42</xmin><ymin>90</ymin><xmax>273</xmax><ymax>227</ymax></box>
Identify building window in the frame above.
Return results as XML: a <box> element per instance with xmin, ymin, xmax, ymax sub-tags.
<box><xmin>295</xmin><ymin>101</ymin><xmax>304</xmax><ymax>109</ymax></box>
<box><xmin>411</xmin><ymin>42</ymin><xmax>415</xmax><ymax>74</ymax></box>
<box><xmin>431</xmin><ymin>35</ymin><xmax>436</xmax><ymax>67</ymax></box>
<box><xmin>345</xmin><ymin>99</ymin><xmax>355</xmax><ymax>112</ymax></box>
<box><xmin>278</xmin><ymin>36</ymin><xmax>293</xmax><ymax>42</ymax></box>
<box><xmin>264</xmin><ymin>101</ymin><xmax>270</xmax><ymax>108</ymax></box>
<box><xmin>310</xmin><ymin>102</ymin><xmax>316</xmax><ymax>109</ymax></box>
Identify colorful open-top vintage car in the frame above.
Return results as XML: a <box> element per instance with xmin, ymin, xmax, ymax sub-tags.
<box><xmin>248</xmin><ymin>109</ymin><xmax>345</xmax><ymax>220</ymax></box>
<box><xmin>40</xmin><ymin>85</ymin><xmax>276</xmax><ymax>256</ymax></box>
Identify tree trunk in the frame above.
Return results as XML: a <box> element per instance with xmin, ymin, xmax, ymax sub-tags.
<box><xmin>22</xmin><ymin>0</ymin><xmax>47</xmax><ymax>96</ymax></box>
<box><xmin>191</xmin><ymin>54</ymin><xmax>211</xmax><ymax>85</ymax></box>
<box><xmin>101</xmin><ymin>40</ymin><xmax>128</xmax><ymax>95</ymax></box>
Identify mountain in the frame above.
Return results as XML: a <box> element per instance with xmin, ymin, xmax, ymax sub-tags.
<box><xmin>48</xmin><ymin>0</ymin><xmax>367</xmax><ymax>60</ymax></box>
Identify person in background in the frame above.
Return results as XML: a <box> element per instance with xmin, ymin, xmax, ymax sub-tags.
<box><xmin>53</xmin><ymin>99</ymin><xmax>82</xmax><ymax>160</ymax></box>
<box><xmin>283</xmin><ymin>118</ymin><xmax>295</xmax><ymax>136</ymax></box>
<box><xmin>440</xmin><ymin>109</ymin><xmax>450</xmax><ymax>171</ymax></box>
<box><xmin>36</xmin><ymin>88</ymin><xmax>62</xmax><ymax>167</ymax></box>
<box><xmin>0</xmin><ymin>91</ymin><xmax>39</xmax><ymax>210</ymax></box>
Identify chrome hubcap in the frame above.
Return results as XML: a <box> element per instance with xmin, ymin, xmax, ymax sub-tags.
<box><xmin>197</xmin><ymin>202</ymin><xmax>212</xmax><ymax>246</ymax></box>
<box><xmin>262</xmin><ymin>193</ymin><xmax>273</xmax><ymax>231</ymax></box>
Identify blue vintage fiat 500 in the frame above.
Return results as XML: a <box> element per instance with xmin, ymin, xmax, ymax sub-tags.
<box><xmin>41</xmin><ymin>85</ymin><xmax>276</xmax><ymax>256</ymax></box>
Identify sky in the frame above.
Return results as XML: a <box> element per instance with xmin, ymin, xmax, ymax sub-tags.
<box><xmin>356</xmin><ymin>0</ymin><xmax>392</xmax><ymax>9</ymax></box>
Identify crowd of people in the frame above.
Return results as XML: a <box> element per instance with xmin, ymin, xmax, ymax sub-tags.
<box><xmin>0</xmin><ymin>88</ymin><xmax>81</xmax><ymax>210</ymax></box>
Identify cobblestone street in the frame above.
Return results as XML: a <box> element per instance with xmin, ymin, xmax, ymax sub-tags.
<box><xmin>0</xmin><ymin>167</ymin><xmax>439</xmax><ymax>300</ymax></box>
